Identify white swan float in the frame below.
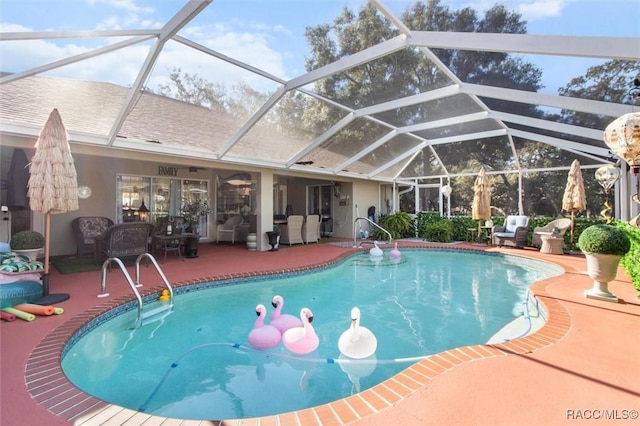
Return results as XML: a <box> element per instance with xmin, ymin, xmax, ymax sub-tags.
<box><xmin>369</xmin><ymin>241</ymin><xmax>383</xmax><ymax>257</ymax></box>
<box><xmin>338</xmin><ymin>307</ymin><xmax>377</xmax><ymax>359</ymax></box>
<box><xmin>282</xmin><ymin>308</ymin><xmax>319</xmax><ymax>354</ymax></box>
<box><xmin>270</xmin><ymin>294</ymin><xmax>302</xmax><ymax>334</ymax></box>
<box><xmin>248</xmin><ymin>304</ymin><xmax>281</xmax><ymax>349</ymax></box>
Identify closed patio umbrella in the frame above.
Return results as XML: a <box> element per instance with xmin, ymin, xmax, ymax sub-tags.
<box><xmin>472</xmin><ymin>167</ymin><xmax>491</xmax><ymax>240</ymax></box>
<box><xmin>27</xmin><ymin>108</ymin><xmax>79</xmax><ymax>304</ymax></box>
<box><xmin>562</xmin><ymin>159</ymin><xmax>587</xmax><ymax>248</ymax></box>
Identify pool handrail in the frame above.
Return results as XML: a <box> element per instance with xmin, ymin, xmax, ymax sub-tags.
<box><xmin>353</xmin><ymin>216</ymin><xmax>392</xmax><ymax>247</ymax></box>
<box><xmin>98</xmin><ymin>253</ymin><xmax>174</xmax><ymax>328</ymax></box>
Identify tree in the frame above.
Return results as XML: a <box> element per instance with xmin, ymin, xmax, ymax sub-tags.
<box><xmin>303</xmin><ymin>0</ymin><xmax>544</xmax><ymax>213</ymax></box>
<box><xmin>157</xmin><ymin>67</ymin><xmax>227</xmax><ymax>112</ymax></box>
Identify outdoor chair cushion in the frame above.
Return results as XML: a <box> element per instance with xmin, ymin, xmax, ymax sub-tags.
<box><xmin>492</xmin><ymin>215</ymin><xmax>530</xmax><ymax>248</ymax></box>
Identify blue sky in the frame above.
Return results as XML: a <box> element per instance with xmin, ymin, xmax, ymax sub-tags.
<box><xmin>1</xmin><ymin>0</ymin><xmax>638</xmax><ymax>95</ymax></box>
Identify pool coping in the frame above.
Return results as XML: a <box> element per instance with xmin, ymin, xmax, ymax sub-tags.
<box><xmin>24</xmin><ymin>244</ymin><xmax>571</xmax><ymax>425</ymax></box>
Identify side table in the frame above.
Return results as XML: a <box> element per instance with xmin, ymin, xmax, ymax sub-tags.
<box><xmin>540</xmin><ymin>234</ymin><xmax>564</xmax><ymax>255</ymax></box>
<box><xmin>152</xmin><ymin>234</ymin><xmax>193</xmax><ymax>263</ymax></box>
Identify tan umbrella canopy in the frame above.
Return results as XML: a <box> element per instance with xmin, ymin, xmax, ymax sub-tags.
<box><xmin>27</xmin><ymin>108</ymin><xmax>79</xmax><ymax>302</ymax></box>
<box><xmin>472</xmin><ymin>167</ymin><xmax>492</xmax><ymax>238</ymax></box>
<box><xmin>562</xmin><ymin>159</ymin><xmax>587</xmax><ymax>247</ymax></box>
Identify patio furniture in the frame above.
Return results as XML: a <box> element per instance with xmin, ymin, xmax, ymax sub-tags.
<box><xmin>94</xmin><ymin>222</ymin><xmax>154</xmax><ymax>264</ymax></box>
<box><xmin>532</xmin><ymin>218</ymin><xmax>571</xmax><ymax>247</ymax></box>
<box><xmin>302</xmin><ymin>214</ymin><xmax>321</xmax><ymax>244</ymax></box>
<box><xmin>151</xmin><ymin>233</ymin><xmax>195</xmax><ymax>263</ymax></box>
<box><xmin>216</xmin><ymin>216</ymin><xmax>246</xmax><ymax>244</ymax></box>
<box><xmin>154</xmin><ymin>216</ymin><xmax>186</xmax><ymax>236</ymax></box>
<box><xmin>71</xmin><ymin>216</ymin><xmax>114</xmax><ymax>257</ymax></box>
<box><xmin>540</xmin><ymin>234</ymin><xmax>564</xmax><ymax>255</ymax></box>
<box><xmin>279</xmin><ymin>215</ymin><xmax>304</xmax><ymax>245</ymax></box>
<box><xmin>492</xmin><ymin>215</ymin><xmax>530</xmax><ymax>248</ymax></box>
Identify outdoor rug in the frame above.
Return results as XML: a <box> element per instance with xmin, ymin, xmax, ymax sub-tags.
<box><xmin>52</xmin><ymin>256</ymin><xmax>135</xmax><ymax>274</ymax></box>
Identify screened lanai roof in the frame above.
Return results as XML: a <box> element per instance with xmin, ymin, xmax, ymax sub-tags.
<box><xmin>1</xmin><ymin>0</ymin><xmax>639</xmax><ymax>184</ymax></box>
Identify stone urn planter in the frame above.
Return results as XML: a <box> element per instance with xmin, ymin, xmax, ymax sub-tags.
<box><xmin>578</xmin><ymin>224</ymin><xmax>631</xmax><ymax>302</ymax></box>
<box><xmin>9</xmin><ymin>230</ymin><xmax>45</xmax><ymax>261</ymax></box>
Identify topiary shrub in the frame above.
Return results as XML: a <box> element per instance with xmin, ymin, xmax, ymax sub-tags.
<box><xmin>10</xmin><ymin>230</ymin><xmax>45</xmax><ymax>250</ymax></box>
<box><xmin>577</xmin><ymin>224</ymin><xmax>631</xmax><ymax>256</ymax></box>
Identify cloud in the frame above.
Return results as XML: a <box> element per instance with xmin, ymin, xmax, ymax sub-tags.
<box><xmin>453</xmin><ymin>0</ymin><xmax>572</xmax><ymax>21</ymax></box>
<box><xmin>86</xmin><ymin>0</ymin><xmax>154</xmax><ymax>14</ymax></box>
<box><xmin>515</xmin><ymin>0</ymin><xmax>568</xmax><ymax>20</ymax></box>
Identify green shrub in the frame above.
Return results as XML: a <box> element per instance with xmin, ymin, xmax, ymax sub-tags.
<box><xmin>577</xmin><ymin>224</ymin><xmax>631</xmax><ymax>256</ymax></box>
<box><xmin>373</xmin><ymin>211</ymin><xmax>414</xmax><ymax>240</ymax></box>
<box><xmin>613</xmin><ymin>221</ymin><xmax>640</xmax><ymax>294</ymax></box>
<box><xmin>424</xmin><ymin>221</ymin><xmax>452</xmax><ymax>243</ymax></box>
<box><xmin>10</xmin><ymin>230</ymin><xmax>45</xmax><ymax>250</ymax></box>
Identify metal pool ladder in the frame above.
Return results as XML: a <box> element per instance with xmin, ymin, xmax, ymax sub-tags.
<box><xmin>353</xmin><ymin>216</ymin><xmax>392</xmax><ymax>247</ymax></box>
<box><xmin>98</xmin><ymin>253</ymin><xmax>174</xmax><ymax>328</ymax></box>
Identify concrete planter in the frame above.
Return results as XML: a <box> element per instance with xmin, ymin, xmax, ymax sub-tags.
<box><xmin>584</xmin><ymin>252</ymin><xmax>623</xmax><ymax>302</ymax></box>
<box><xmin>13</xmin><ymin>248</ymin><xmax>42</xmax><ymax>262</ymax></box>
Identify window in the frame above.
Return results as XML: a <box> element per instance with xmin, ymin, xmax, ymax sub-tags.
<box><xmin>117</xmin><ymin>175</ymin><xmax>210</xmax><ymax>238</ymax></box>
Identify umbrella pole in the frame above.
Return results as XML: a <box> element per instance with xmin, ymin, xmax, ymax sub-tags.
<box><xmin>42</xmin><ymin>213</ymin><xmax>51</xmax><ymax>295</ymax></box>
<box><xmin>569</xmin><ymin>210</ymin><xmax>575</xmax><ymax>250</ymax></box>
<box><xmin>36</xmin><ymin>213</ymin><xmax>70</xmax><ymax>305</ymax></box>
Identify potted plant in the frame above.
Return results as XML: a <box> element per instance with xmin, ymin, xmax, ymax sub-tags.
<box><xmin>181</xmin><ymin>198</ymin><xmax>212</xmax><ymax>258</ymax></box>
<box><xmin>10</xmin><ymin>230</ymin><xmax>45</xmax><ymax>261</ymax></box>
<box><xmin>578</xmin><ymin>224</ymin><xmax>631</xmax><ymax>302</ymax></box>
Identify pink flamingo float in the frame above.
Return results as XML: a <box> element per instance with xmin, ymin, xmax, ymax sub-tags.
<box><xmin>270</xmin><ymin>295</ymin><xmax>302</xmax><ymax>334</ymax></box>
<box><xmin>282</xmin><ymin>308</ymin><xmax>319</xmax><ymax>355</ymax></box>
<box><xmin>390</xmin><ymin>242</ymin><xmax>401</xmax><ymax>258</ymax></box>
<box><xmin>248</xmin><ymin>304</ymin><xmax>281</xmax><ymax>349</ymax></box>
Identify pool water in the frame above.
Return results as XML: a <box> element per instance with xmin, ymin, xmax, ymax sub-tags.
<box><xmin>62</xmin><ymin>249</ymin><xmax>561</xmax><ymax>420</ymax></box>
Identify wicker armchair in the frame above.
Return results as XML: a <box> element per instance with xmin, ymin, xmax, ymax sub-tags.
<box><xmin>532</xmin><ymin>218</ymin><xmax>571</xmax><ymax>247</ymax></box>
<box><xmin>302</xmin><ymin>214</ymin><xmax>321</xmax><ymax>244</ymax></box>
<box><xmin>94</xmin><ymin>222</ymin><xmax>154</xmax><ymax>264</ymax></box>
<box><xmin>72</xmin><ymin>216</ymin><xmax>114</xmax><ymax>257</ymax></box>
<box><xmin>279</xmin><ymin>215</ymin><xmax>304</xmax><ymax>245</ymax></box>
<box><xmin>216</xmin><ymin>216</ymin><xmax>247</xmax><ymax>244</ymax></box>
<box><xmin>492</xmin><ymin>215</ymin><xmax>530</xmax><ymax>248</ymax></box>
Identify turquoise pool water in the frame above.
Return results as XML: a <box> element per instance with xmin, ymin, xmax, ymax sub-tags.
<box><xmin>61</xmin><ymin>249</ymin><xmax>561</xmax><ymax>420</ymax></box>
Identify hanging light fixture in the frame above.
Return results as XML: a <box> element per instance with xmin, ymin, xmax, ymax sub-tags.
<box><xmin>138</xmin><ymin>199</ymin><xmax>150</xmax><ymax>221</ymax></box>
<box><xmin>441</xmin><ymin>184</ymin><xmax>452</xmax><ymax>198</ymax></box>
<box><xmin>602</xmin><ymin>77</ymin><xmax>640</xmax><ymax>228</ymax></box>
<box><xmin>603</xmin><ymin>112</ymin><xmax>640</xmax><ymax>175</ymax></box>
<box><xmin>595</xmin><ymin>165</ymin><xmax>621</xmax><ymax>223</ymax></box>
<box><xmin>441</xmin><ymin>184</ymin><xmax>452</xmax><ymax>218</ymax></box>
<box><xmin>595</xmin><ymin>165</ymin><xmax>621</xmax><ymax>193</ymax></box>
<box><xmin>603</xmin><ymin>77</ymin><xmax>640</xmax><ymax>175</ymax></box>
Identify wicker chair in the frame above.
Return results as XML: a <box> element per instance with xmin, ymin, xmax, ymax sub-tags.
<box><xmin>532</xmin><ymin>218</ymin><xmax>571</xmax><ymax>247</ymax></box>
<box><xmin>279</xmin><ymin>215</ymin><xmax>304</xmax><ymax>245</ymax></box>
<box><xmin>492</xmin><ymin>215</ymin><xmax>530</xmax><ymax>248</ymax></box>
<box><xmin>94</xmin><ymin>222</ymin><xmax>154</xmax><ymax>264</ymax></box>
<box><xmin>216</xmin><ymin>216</ymin><xmax>247</xmax><ymax>244</ymax></box>
<box><xmin>302</xmin><ymin>214</ymin><xmax>321</xmax><ymax>244</ymax></box>
<box><xmin>72</xmin><ymin>216</ymin><xmax>114</xmax><ymax>257</ymax></box>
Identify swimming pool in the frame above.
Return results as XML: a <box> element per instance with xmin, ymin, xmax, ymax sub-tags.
<box><xmin>61</xmin><ymin>249</ymin><xmax>561</xmax><ymax>420</ymax></box>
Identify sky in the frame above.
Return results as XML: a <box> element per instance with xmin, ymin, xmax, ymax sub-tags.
<box><xmin>1</xmin><ymin>0</ymin><xmax>638</xmax><ymax>96</ymax></box>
